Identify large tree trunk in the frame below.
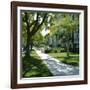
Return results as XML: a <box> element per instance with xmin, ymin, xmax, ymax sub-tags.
<box><xmin>30</xmin><ymin>41</ymin><xmax>33</xmax><ymax>51</ymax></box>
<box><xmin>25</xmin><ymin>26</ymin><xmax>31</xmax><ymax>57</ymax></box>
<box><xmin>24</xmin><ymin>12</ymin><xmax>31</xmax><ymax>57</ymax></box>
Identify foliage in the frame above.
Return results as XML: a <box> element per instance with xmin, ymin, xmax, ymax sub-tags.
<box><xmin>22</xmin><ymin>10</ymin><xmax>79</xmax><ymax>58</ymax></box>
<box><xmin>32</xmin><ymin>31</ymin><xmax>44</xmax><ymax>47</ymax></box>
<box><xmin>50</xmin><ymin>14</ymin><xmax>79</xmax><ymax>57</ymax></box>
<box><xmin>45</xmin><ymin>47</ymin><xmax>66</xmax><ymax>53</ymax></box>
<box><xmin>21</xmin><ymin>11</ymin><xmax>48</xmax><ymax>56</ymax></box>
<box><xmin>59</xmin><ymin>14</ymin><xmax>79</xmax><ymax>57</ymax></box>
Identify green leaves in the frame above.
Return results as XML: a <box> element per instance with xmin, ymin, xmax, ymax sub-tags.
<box><xmin>60</xmin><ymin>14</ymin><xmax>79</xmax><ymax>32</ymax></box>
<box><xmin>21</xmin><ymin>10</ymin><xmax>79</xmax><ymax>57</ymax></box>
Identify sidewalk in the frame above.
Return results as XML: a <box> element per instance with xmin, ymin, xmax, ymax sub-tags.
<box><xmin>34</xmin><ymin>48</ymin><xmax>79</xmax><ymax>76</ymax></box>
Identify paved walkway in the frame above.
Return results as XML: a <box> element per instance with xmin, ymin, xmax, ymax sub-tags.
<box><xmin>34</xmin><ymin>48</ymin><xmax>79</xmax><ymax>76</ymax></box>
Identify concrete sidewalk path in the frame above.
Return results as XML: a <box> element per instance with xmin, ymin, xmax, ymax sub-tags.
<box><xmin>34</xmin><ymin>48</ymin><xmax>79</xmax><ymax>76</ymax></box>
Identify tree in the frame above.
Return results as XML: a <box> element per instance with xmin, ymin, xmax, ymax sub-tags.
<box><xmin>22</xmin><ymin>11</ymin><xmax>79</xmax><ymax>58</ymax></box>
<box><xmin>59</xmin><ymin>14</ymin><xmax>79</xmax><ymax>57</ymax></box>
<box><xmin>32</xmin><ymin>31</ymin><xmax>44</xmax><ymax>47</ymax></box>
<box><xmin>47</xmin><ymin>13</ymin><xmax>79</xmax><ymax>57</ymax></box>
<box><xmin>22</xmin><ymin>11</ymin><xmax>47</xmax><ymax>57</ymax></box>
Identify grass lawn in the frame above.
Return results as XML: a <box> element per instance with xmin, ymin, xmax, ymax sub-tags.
<box><xmin>22</xmin><ymin>50</ymin><xmax>52</xmax><ymax>78</ymax></box>
<box><xmin>48</xmin><ymin>52</ymin><xmax>79</xmax><ymax>66</ymax></box>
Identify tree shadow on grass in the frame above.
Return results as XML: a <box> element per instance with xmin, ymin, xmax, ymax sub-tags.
<box><xmin>52</xmin><ymin>55</ymin><xmax>79</xmax><ymax>66</ymax></box>
<box><xmin>22</xmin><ymin>55</ymin><xmax>53</xmax><ymax>78</ymax></box>
<box><xmin>62</xmin><ymin>56</ymin><xmax>79</xmax><ymax>66</ymax></box>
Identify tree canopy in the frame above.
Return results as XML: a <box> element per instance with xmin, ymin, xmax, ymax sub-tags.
<box><xmin>21</xmin><ymin>11</ymin><xmax>79</xmax><ymax>57</ymax></box>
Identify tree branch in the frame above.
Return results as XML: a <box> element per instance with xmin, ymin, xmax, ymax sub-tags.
<box><xmin>30</xmin><ymin>13</ymin><xmax>47</xmax><ymax>37</ymax></box>
<box><xmin>30</xmin><ymin>20</ymin><xmax>36</xmax><ymax>27</ymax></box>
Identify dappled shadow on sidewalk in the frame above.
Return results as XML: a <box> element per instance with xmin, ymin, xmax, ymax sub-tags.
<box><xmin>34</xmin><ymin>49</ymin><xmax>79</xmax><ymax>76</ymax></box>
<box><xmin>43</xmin><ymin>59</ymin><xmax>79</xmax><ymax>76</ymax></box>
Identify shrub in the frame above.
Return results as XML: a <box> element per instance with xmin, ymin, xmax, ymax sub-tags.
<box><xmin>44</xmin><ymin>46</ymin><xmax>51</xmax><ymax>53</ymax></box>
<box><xmin>48</xmin><ymin>47</ymin><xmax>61</xmax><ymax>53</ymax></box>
<box><xmin>45</xmin><ymin>47</ymin><xmax>65</xmax><ymax>53</ymax></box>
<box><xmin>45</xmin><ymin>49</ymin><xmax>51</xmax><ymax>53</ymax></box>
<box><xmin>60</xmin><ymin>48</ymin><xmax>66</xmax><ymax>52</ymax></box>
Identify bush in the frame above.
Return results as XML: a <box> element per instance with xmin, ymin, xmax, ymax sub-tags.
<box><xmin>44</xmin><ymin>46</ymin><xmax>51</xmax><ymax>53</ymax></box>
<box><xmin>45</xmin><ymin>47</ymin><xmax>61</xmax><ymax>53</ymax></box>
<box><xmin>51</xmin><ymin>48</ymin><xmax>59</xmax><ymax>53</ymax></box>
<box><xmin>60</xmin><ymin>48</ymin><xmax>66</xmax><ymax>52</ymax></box>
<box><xmin>45</xmin><ymin>47</ymin><xmax>66</xmax><ymax>53</ymax></box>
<box><xmin>45</xmin><ymin>49</ymin><xmax>51</xmax><ymax>53</ymax></box>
